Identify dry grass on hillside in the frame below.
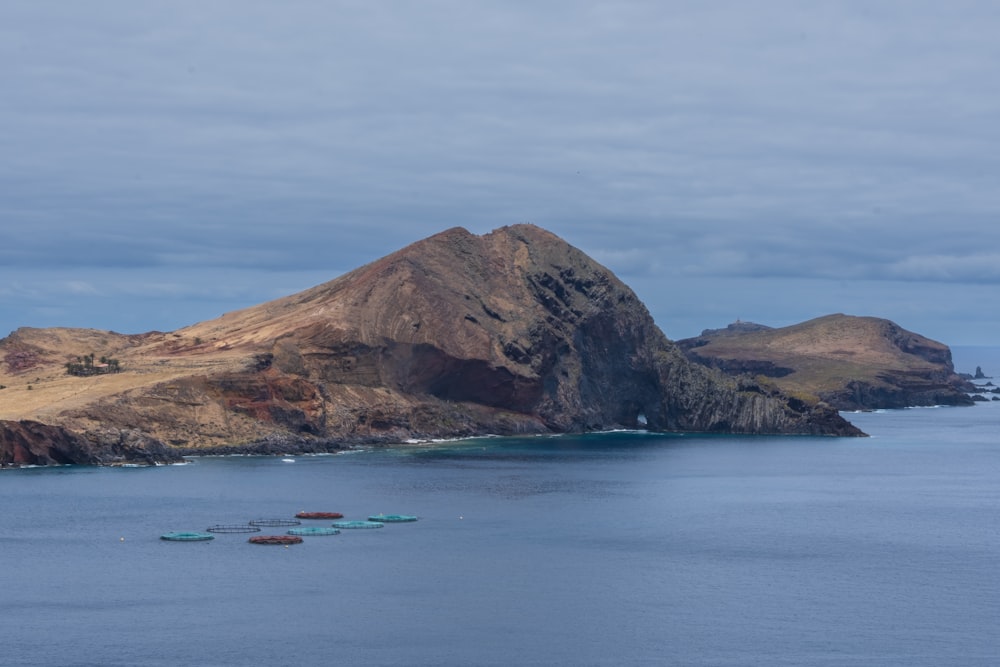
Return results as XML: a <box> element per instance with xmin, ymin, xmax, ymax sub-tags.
<box><xmin>0</xmin><ymin>327</ymin><xmax>249</xmax><ymax>423</ymax></box>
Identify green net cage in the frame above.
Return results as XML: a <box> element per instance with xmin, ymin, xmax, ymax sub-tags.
<box><xmin>249</xmin><ymin>518</ymin><xmax>301</xmax><ymax>527</ymax></box>
<box><xmin>161</xmin><ymin>531</ymin><xmax>214</xmax><ymax>542</ymax></box>
<box><xmin>287</xmin><ymin>526</ymin><xmax>341</xmax><ymax>536</ymax></box>
<box><xmin>331</xmin><ymin>520</ymin><xmax>384</xmax><ymax>529</ymax></box>
<box><xmin>368</xmin><ymin>514</ymin><xmax>418</xmax><ymax>523</ymax></box>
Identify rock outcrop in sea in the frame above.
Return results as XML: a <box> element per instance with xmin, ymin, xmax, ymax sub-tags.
<box><xmin>0</xmin><ymin>225</ymin><xmax>864</xmax><ymax>466</ymax></box>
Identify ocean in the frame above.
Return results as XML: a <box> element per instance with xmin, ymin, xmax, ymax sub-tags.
<box><xmin>2</xmin><ymin>399</ymin><xmax>998</xmax><ymax>666</ymax></box>
<box><xmin>952</xmin><ymin>345</ymin><xmax>1000</xmax><ymax>379</ymax></box>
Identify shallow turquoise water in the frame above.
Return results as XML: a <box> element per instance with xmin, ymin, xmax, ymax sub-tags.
<box><xmin>2</xmin><ymin>403</ymin><xmax>998</xmax><ymax>666</ymax></box>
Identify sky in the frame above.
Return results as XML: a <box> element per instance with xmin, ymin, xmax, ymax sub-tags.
<box><xmin>2</xmin><ymin>1</ymin><xmax>999</xmax><ymax>349</ymax></box>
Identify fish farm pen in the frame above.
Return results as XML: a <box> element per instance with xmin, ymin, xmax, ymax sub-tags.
<box><xmin>369</xmin><ymin>514</ymin><xmax>418</xmax><ymax>523</ymax></box>
<box><xmin>249</xmin><ymin>535</ymin><xmax>303</xmax><ymax>545</ymax></box>
<box><xmin>249</xmin><ymin>518</ymin><xmax>302</xmax><ymax>527</ymax></box>
<box><xmin>161</xmin><ymin>512</ymin><xmax>419</xmax><ymax>543</ymax></box>
<box><xmin>331</xmin><ymin>520</ymin><xmax>384</xmax><ymax>529</ymax></box>
<box><xmin>287</xmin><ymin>526</ymin><xmax>341</xmax><ymax>536</ymax></box>
<box><xmin>161</xmin><ymin>532</ymin><xmax>214</xmax><ymax>542</ymax></box>
<box><xmin>295</xmin><ymin>511</ymin><xmax>344</xmax><ymax>519</ymax></box>
<box><xmin>206</xmin><ymin>524</ymin><xmax>261</xmax><ymax>533</ymax></box>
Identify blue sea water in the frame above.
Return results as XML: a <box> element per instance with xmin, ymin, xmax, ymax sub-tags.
<box><xmin>2</xmin><ymin>401</ymin><xmax>999</xmax><ymax>666</ymax></box>
<box><xmin>951</xmin><ymin>345</ymin><xmax>1000</xmax><ymax>378</ymax></box>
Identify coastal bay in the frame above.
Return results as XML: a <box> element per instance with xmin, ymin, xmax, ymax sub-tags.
<box><xmin>3</xmin><ymin>401</ymin><xmax>998</xmax><ymax>666</ymax></box>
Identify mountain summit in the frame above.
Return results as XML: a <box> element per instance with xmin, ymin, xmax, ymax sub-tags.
<box><xmin>1</xmin><ymin>225</ymin><xmax>861</xmax><ymax>463</ymax></box>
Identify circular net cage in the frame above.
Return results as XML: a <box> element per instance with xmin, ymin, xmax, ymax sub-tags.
<box><xmin>249</xmin><ymin>535</ymin><xmax>303</xmax><ymax>545</ymax></box>
<box><xmin>161</xmin><ymin>531</ymin><xmax>214</xmax><ymax>542</ymax></box>
<box><xmin>368</xmin><ymin>514</ymin><xmax>418</xmax><ymax>523</ymax></box>
<box><xmin>295</xmin><ymin>511</ymin><xmax>344</xmax><ymax>519</ymax></box>
<box><xmin>331</xmin><ymin>520</ymin><xmax>384</xmax><ymax>530</ymax></box>
<box><xmin>206</xmin><ymin>524</ymin><xmax>261</xmax><ymax>534</ymax></box>
<box><xmin>287</xmin><ymin>526</ymin><xmax>341</xmax><ymax>536</ymax></box>
<box><xmin>249</xmin><ymin>518</ymin><xmax>301</xmax><ymax>527</ymax></box>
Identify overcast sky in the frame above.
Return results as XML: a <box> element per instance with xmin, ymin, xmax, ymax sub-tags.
<box><xmin>2</xmin><ymin>1</ymin><xmax>999</xmax><ymax>350</ymax></box>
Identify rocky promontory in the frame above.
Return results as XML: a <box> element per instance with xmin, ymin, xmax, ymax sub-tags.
<box><xmin>0</xmin><ymin>225</ymin><xmax>863</xmax><ymax>466</ymax></box>
<box><xmin>678</xmin><ymin>315</ymin><xmax>975</xmax><ymax>410</ymax></box>
<box><xmin>0</xmin><ymin>420</ymin><xmax>183</xmax><ymax>467</ymax></box>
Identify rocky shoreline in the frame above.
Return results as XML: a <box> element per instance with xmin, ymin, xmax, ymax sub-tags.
<box><xmin>1</xmin><ymin>420</ymin><xmax>184</xmax><ymax>468</ymax></box>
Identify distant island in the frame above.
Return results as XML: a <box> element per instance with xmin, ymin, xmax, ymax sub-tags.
<box><xmin>10</xmin><ymin>224</ymin><xmax>979</xmax><ymax>467</ymax></box>
<box><xmin>677</xmin><ymin>315</ymin><xmax>974</xmax><ymax>410</ymax></box>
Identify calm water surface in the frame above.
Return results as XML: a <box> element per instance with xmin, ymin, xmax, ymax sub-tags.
<box><xmin>2</xmin><ymin>402</ymin><xmax>998</xmax><ymax>666</ymax></box>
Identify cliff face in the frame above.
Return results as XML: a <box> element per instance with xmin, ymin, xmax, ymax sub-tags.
<box><xmin>678</xmin><ymin>314</ymin><xmax>974</xmax><ymax>410</ymax></box>
<box><xmin>0</xmin><ymin>226</ymin><xmax>863</xmax><ymax>458</ymax></box>
<box><xmin>0</xmin><ymin>420</ymin><xmax>96</xmax><ymax>466</ymax></box>
<box><xmin>0</xmin><ymin>420</ymin><xmax>183</xmax><ymax>467</ymax></box>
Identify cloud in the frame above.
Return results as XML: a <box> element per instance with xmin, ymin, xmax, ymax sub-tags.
<box><xmin>1</xmin><ymin>1</ymin><xmax>999</xmax><ymax>343</ymax></box>
<box><xmin>65</xmin><ymin>281</ymin><xmax>101</xmax><ymax>295</ymax></box>
<box><xmin>884</xmin><ymin>253</ymin><xmax>1000</xmax><ymax>283</ymax></box>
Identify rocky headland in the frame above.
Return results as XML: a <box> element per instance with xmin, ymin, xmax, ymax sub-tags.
<box><xmin>677</xmin><ymin>315</ymin><xmax>975</xmax><ymax>410</ymax></box>
<box><xmin>0</xmin><ymin>419</ymin><xmax>184</xmax><ymax>467</ymax></box>
<box><xmin>0</xmin><ymin>225</ymin><xmax>863</xmax><ymax>466</ymax></box>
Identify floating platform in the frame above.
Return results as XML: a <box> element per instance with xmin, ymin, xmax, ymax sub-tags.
<box><xmin>249</xmin><ymin>518</ymin><xmax>301</xmax><ymax>527</ymax></box>
<box><xmin>295</xmin><ymin>511</ymin><xmax>344</xmax><ymax>520</ymax></box>
<box><xmin>331</xmin><ymin>520</ymin><xmax>384</xmax><ymax>529</ymax></box>
<box><xmin>287</xmin><ymin>526</ymin><xmax>341</xmax><ymax>537</ymax></box>
<box><xmin>206</xmin><ymin>524</ymin><xmax>261</xmax><ymax>534</ymax></box>
<box><xmin>161</xmin><ymin>532</ymin><xmax>214</xmax><ymax>542</ymax></box>
<box><xmin>249</xmin><ymin>535</ymin><xmax>303</xmax><ymax>545</ymax></box>
<box><xmin>368</xmin><ymin>514</ymin><xmax>418</xmax><ymax>523</ymax></box>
